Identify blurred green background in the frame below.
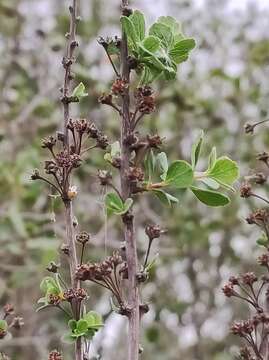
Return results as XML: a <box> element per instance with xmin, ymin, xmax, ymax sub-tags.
<box><xmin>0</xmin><ymin>0</ymin><xmax>269</xmax><ymax>359</ymax></box>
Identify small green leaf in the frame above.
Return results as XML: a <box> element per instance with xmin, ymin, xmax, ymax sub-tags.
<box><xmin>121</xmin><ymin>16</ymin><xmax>138</xmax><ymax>49</ymax></box>
<box><xmin>68</xmin><ymin>319</ymin><xmax>77</xmax><ymax>331</ymax></box>
<box><xmin>200</xmin><ymin>177</ymin><xmax>220</xmax><ymax>190</ymax></box>
<box><xmin>77</xmin><ymin>319</ymin><xmax>88</xmax><ymax>334</ymax></box>
<box><xmin>164</xmin><ymin>160</ymin><xmax>193</xmax><ymax>188</ymax></box>
<box><xmin>40</xmin><ymin>277</ymin><xmax>57</xmax><ymax>293</ymax></box>
<box><xmin>84</xmin><ymin>311</ymin><xmax>103</xmax><ymax>329</ymax></box>
<box><xmin>257</xmin><ymin>233</ymin><xmax>268</xmax><ymax>247</ymax></box>
<box><xmin>105</xmin><ymin>193</ymin><xmax>133</xmax><ymax>216</ymax></box>
<box><xmin>156</xmin><ymin>152</ymin><xmax>169</xmax><ymax>180</ymax></box>
<box><xmin>105</xmin><ymin>193</ymin><xmax>123</xmax><ymax>215</ymax></box>
<box><xmin>149</xmin><ymin>22</ymin><xmax>173</xmax><ymax>48</ymax></box>
<box><xmin>153</xmin><ymin>189</ymin><xmax>179</xmax><ymax>207</ymax></box>
<box><xmin>157</xmin><ymin>16</ymin><xmax>181</xmax><ymax>35</ymax></box>
<box><xmin>141</xmin><ymin>36</ymin><xmax>161</xmax><ymax>53</ymax></box>
<box><xmin>111</xmin><ymin>141</ymin><xmax>121</xmax><ymax>158</ymax></box>
<box><xmin>169</xmin><ymin>39</ymin><xmax>196</xmax><ymax>64</ymax></box>
<box><xmin>72</xmin><ymin>82</ymin><xmax>88</xmax><ymax>100</ymax></box>
<box><xmin>208</xmin><ymin>147</ymin><xmax>217</xmax><ymax>170</ymax></box>
<box><xmin>62</xmin><ymin>333</ymin><xmax>76</xmax><ymax>344</ymax></box>
<box><xmin>0</xmin><ymin>320</ymin><xmax>7</xmax><ymax>331</ymax></box>
<box><xmin>145</xmin><ymin>149</ymin><xmax>156</xmax><ymax>180</ymax></box>
<box><xmin>191</xmin><ymin>130</ymin><xmax>204</xmax><ymax>168</ymax></box>
<box><xmin>206</xmin><ymin>156</ymin><xmax>239</xmax><ymax>186</ymax></box>
<box><xmin>36</xmin><ymin>304</ymin><xmax>50</xmax><ymax>312</ymax></box>
<box><xmin>191</xmin><ymin>187</ymin><xmax>230</xmax><ymax>207</ymax></box>
<box><xmin>129</xmin><ymin>10</ymin><xmax>145</xmax><ymax>41</ymax></box>
<box><xmin>123</xmin><ymin>198</ymin><xmax>133</xmax><ymax>213</ymax></box>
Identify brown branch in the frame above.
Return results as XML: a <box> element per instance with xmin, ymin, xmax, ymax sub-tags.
<box><xmin>120</xmin><ymin>2</ymin><xmax>140</xmax><ymax>360</ymax></box>
<box><xmin>61</xmin><ymin>1</ymin><xmax>82</xmax><ymax>360</ymax></box>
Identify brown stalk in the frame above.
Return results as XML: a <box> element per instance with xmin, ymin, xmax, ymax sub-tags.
<box><xmin>120</xmin><ymin>1</ymin><xmax>140</xmax><ymax>359</ymax></box>
<box><xmin>61</xmin><ymin>1</ymin><xmax>82</xmax><ymax>359</ymax></box>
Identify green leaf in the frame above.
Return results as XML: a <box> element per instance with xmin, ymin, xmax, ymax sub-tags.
<box><xmin>121</xmin><ymin>16</ymin><xmax>138</xmax><ymax>49</ymax></box>
<box><xmin>157</xmin><ymin>16</ymin><xmax>181</xmax><ymax>35</ymax></box>
<box><xmin>68</xmin><ymin>320</ymin><xmax>77</xmax><ymax>331</ymax></box>
<box><xmin>156</xmin><ymin>152</ymin><xmax>169</xmax><ymax>180</ymax></box>
<box><xmin>257</xmin><ymin>233</ymin><xmax>268</xmax><ymax>247</ymax></box>
<box><xmin>36</xmin><ymin>304</ymin><xmax>50</xmax><ymax>312</ymax></box>
<box><xmin>153</xmin><ymin>189</ymin><xmax>179</xmax><ymax>207</ymax></box>
<box><xmin>191</xmin><ymin>187</ymin><xmax>230</xmax><ymax>207</ymax></box>
<box><xmin>141</xmin><ymin>36</ymin><xmax>161</xmax><ymax>53</ymax></box>
<box><xmin>164</xmin><ymin>160</ymin><xmax>193</xmax><ymax>188</ymax></box>
<box><xmin>169</xmin><ymin>39</ymin><xmax>196</xmax><ymax>64</ymax></box>
<box><xmin>123</xmin><ymin>198</ymin><xmax>133</xmax><ymax>213</ymax></box>
<box><xmin>37</xmin><ymin>297</ymin><xmax>47</xmax><ymax>305</ymax></box>
<box><xmin>83</xmin><ymin>311</ymin><xmax>103</xmax><ymax>329</ymax></box>
<box><xmin>62</xmin><ymin>333</ymin><xmax>76</xmax><ymax>344</ymax></box>
<box><xmin>191</xmin><ymin>130</ymin><xmax>204</xmax><ymax>168</ymax></box>
<box><xmin>40</xmin><ymin>276</ymin><xmax>62</xmax><ymax>296</ymax></box>
<box><xmin>105</xmin><ymin>193</ymin><xmax>123</xmax><ymax>213</ymax></box>
<box><xmin>72</xmin><ymin>82</ymin><xmax>88</xmax><ymax>100</ymax></box>
<box><xmin>105</xmin><ymin>193</ymin><xmax>133</xmax><ymax>216</ymax></box>
<box><xmin>200</xmin><ymin>177</ymin><xmax>220</xmax><ymax>190</ymax></box>
<box><xmin>145</xmin><ymin>149</ymin><xmax>156</xmax><ymax>180</ymax></box>
<box><xmin>0</xmin><ymin>320</ymin><xmax>7</xmax><ymax>331</ymax></box>
<box><xmin>129</xmin><ymin>10</ymin><xmax>145</xmax><ymax>41</ymax></box>
<box><xmin>206</xmin><ymin>156</ymin><xmax>239</xmax><ymax>186</ymax></box>
<box><xmin>77</xmin><ymin>319</ymin><xmax>88</xmax><ymax>334</ymax></box>
<box><xmin>149</xmin><ymin>22</ymin><xmax>173</xmax><ymax>48</ymax></box>
<box><xmin>208</xmin><ymin>147</ymin><xmax>217</xmax><ymax>170</ymax></box>
<box><xmin>111</xmin><ymin>141</ymin><xmax>121</xmax><ymax>158</ymax></box>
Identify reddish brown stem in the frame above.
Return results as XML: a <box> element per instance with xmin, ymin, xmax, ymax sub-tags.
<box><xmin>62</xmin><ymin>1</ymin><xmax>82</xmax><ymax>359</ymax></box>
<box><xmin>120</xmin><ymin>2</ymin><xmax>140</xmax><ymax>359</ymax></box>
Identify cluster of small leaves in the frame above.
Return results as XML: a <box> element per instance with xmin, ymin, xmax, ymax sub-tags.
<box><xmin>63</xmin><ymin>311</ymin><xmax>103</xmax><ymax>344</ymax></box>
<box><xmin>37</xmin><ymin>275</ymin><xmax>65</xmax><ymax>311</ymax></box>
<box><xmin>37</xmin><ymin>272</ymin><xmax>103</xmax><ymax>344</ymax></box>
<box><xmin>121</xmin><ymin>12</ymin><xmax>196</xmax><ymax>83</ymax></box>
<box><xmin>103</xmin><ymin>130</ymin><xmax>239</xmax><ymax>215</ymax></box>
<box><xmin>222</xmin><ymin>257</ymin><xmax>269</xmax><ymax>359</ymax></box>
<box><xmin>144</xmin><ymin>130</ymin><xmax>239</xmax><ymax>207</ymax></box>
<box><xmin>0</xmin><ymin>304</ymin><xmax>24</xmax><ymax>342</ymax></box>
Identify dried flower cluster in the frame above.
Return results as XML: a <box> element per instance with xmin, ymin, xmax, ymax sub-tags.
<box><xmin>222</xmin><ymin>265</ymin><xmax>269</xmax><ymax>358</ymax></box>
<box><xmin>31</xmin><ymin>118</ymin><xmax>108</xmax><ymax>201</ymax></box>
<box><xmin>227</xmin><ymin>119</ymin><xmax>269</xmax><ymax>358</ymax></box>
<box><xmin>76</xmin><ymin>252</ymin><xmax>127</xmax><ymax>310</ymax></box>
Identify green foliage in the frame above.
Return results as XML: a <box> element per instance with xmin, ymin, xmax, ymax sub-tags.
<box><xmin>63</xmin><ymin>311</ymin><xmax>103</xmax><ymax>343</ymax></box>
<box><xmin>143</xmin><ymin>132</ymin><xmax>239</xmax><ymax>207</ymax></box>
<box><xmin>256</xmin><ymin>233</ymin><xmax>269</xmax><ymax>248</ymax></box>
<box><xmin>104</xmin><ymin>141</ymin><xmax>121</xmax><ymax>164</ymax></box>
<box><xmin>121</xmin><ymin>12</ymin><xmax>196</xmax><ymax>83</ymax></box>
<box><xmin>71</xmin><ymin>82</ymin><xmax>88</xmax><ymax>100</ymax></box>
<box><xmin>191</xmin><ymin>130</ymin><xmax>204</xmax><ymax>168</ymax></box>
<box><xmin>206</xmin><ymin>157</ymin><xmax>239</xmax><ymax>189</ymax></box>
<box><xmin>37</xmin><ymin>275</ymin><xmax>64</xmax><ymax>311</ymax></box>
<box><xmin>190</xmin><ymin>187</ymin><xmax>230</xmax><ymax>207</ymax></box>
<box><xmin>153</xmin><ymin>189</ymin><xmax>179</xmax><ymax>207</ymax></box>
<box><xmin>0</xmin><ymin>320</ymin><xmax>7</xmax><ymax>331</ymax></box>
<box><xmin>163</xmin><ymin>160</ymin><xmax>194</xmax><ymax>188</ymax></box>
<box><xmin>105</xmin><ymin>192</ymin><xmax>133</xmax><ymax>216</ymax></box>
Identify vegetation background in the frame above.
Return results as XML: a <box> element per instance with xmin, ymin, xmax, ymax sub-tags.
<box><xmin>0</xmin><ymin>0</ymin><xmax>269</xmax><ymax>359</ymax></box>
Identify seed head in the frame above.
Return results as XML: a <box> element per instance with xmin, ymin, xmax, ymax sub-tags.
<box><xmin>76</xmin><ymin>231</ymin><xmax>90</xmax><ymax>245</ymax></box>
<box><xmin>48</xmin><ymin>351</ymin><xmax>62</xmax><ymax>360</ymax></box>
<box><xmin>240</xmin><ymin>183</ymin><xmax>252</xmax><ymax>198</ymax></box>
